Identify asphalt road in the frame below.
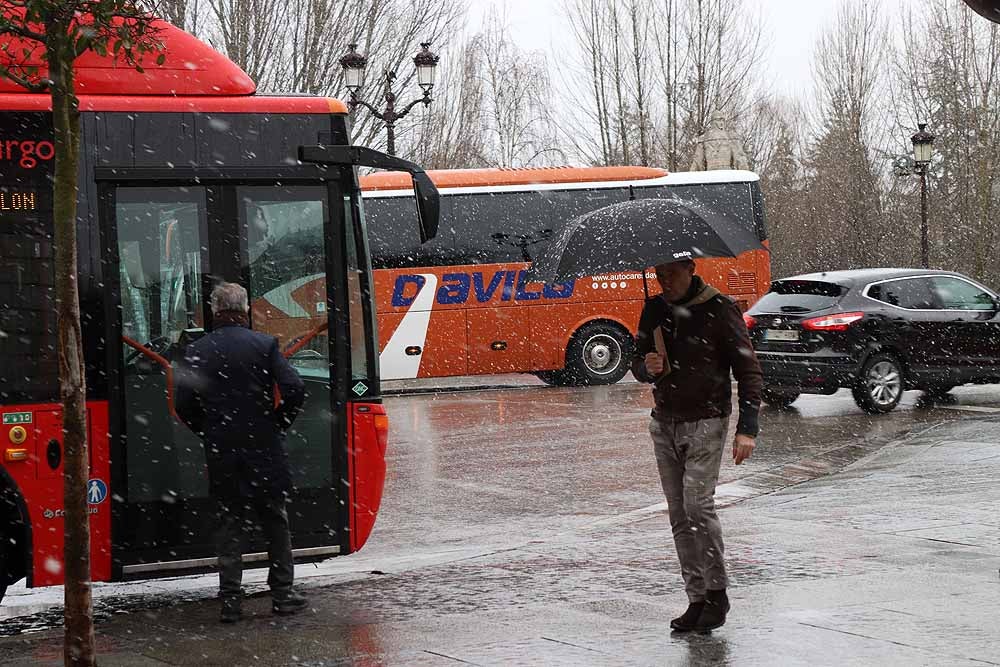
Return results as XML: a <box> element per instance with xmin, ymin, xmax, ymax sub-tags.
<box><xmin>3</xmin><ymin>377</ymin><xmax>999</xmax><ymax>634</ymax></box>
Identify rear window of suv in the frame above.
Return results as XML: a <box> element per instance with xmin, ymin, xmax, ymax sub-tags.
<box><xmin>754</xmin><ymin>280</ymin><xmax>846</xmax><ymax>313</ymax></box>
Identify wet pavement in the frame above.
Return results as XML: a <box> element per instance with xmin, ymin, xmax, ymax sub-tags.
<box><xmin>2</xmin><ymin>379</ymin><xmax>1000</xmax><ymax>665</ymax></box>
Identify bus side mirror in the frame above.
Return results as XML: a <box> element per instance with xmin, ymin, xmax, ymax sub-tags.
<box><xmin>411</xmin><ymin>171</ymin><xmax>439</xmax><ymax>244</ymax></box>
<box><xmin>298</xmin><ymin>144</ymin><xmax>440</xmax><ymax>243</ymax></box>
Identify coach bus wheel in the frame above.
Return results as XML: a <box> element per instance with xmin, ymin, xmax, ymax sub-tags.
<box><xmin>534</xmin><ymin>370</ymin><xmax>569</xmax><ymax>386</ymax></box>
<box><xmin>564</xmin><ymin>322</ymin><xmax>633</xmax><ymax>386</ymax></box>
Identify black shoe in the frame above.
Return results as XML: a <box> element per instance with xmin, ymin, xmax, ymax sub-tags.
<box><xmin>272</xmin><ymin>591</ymin><xmax>308</xmax><ymax>616</ymax></box>
<box><xmin>695</xmin><ymin>589</ymin><xmax>730</xmax><ymax>633</ymax></box>
<box><xmin>220</xmin><ymin>597</ymin><xmax>242</xmax><ymax>624</ymax></box>
<box><xmin>670</xmin><ymin>601</ymin><xmax>706</xmax><ymax>632</ymax></box>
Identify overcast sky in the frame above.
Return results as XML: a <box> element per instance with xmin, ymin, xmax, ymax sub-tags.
<box><xmin>467</xmin><ymin>0</ymin><xmax>907</xmax><ymax>99</ymax></box>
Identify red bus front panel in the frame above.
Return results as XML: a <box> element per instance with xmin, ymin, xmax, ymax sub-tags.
<box><xmin>2</xmin><ymin>401</ymin><xmax>111</xmax><ymax>587</ymax></box>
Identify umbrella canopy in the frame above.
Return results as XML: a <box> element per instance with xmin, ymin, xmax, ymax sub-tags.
<box><xmin>525</xmin><ymin>197</ymin><xmax>766</xmax><ymax>285</ymax></box>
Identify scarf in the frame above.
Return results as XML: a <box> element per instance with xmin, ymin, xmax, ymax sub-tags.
<box><xmin>668</xmin><ymin>275</ymin><xmax>721</xmax><ymax>307</ymax></box>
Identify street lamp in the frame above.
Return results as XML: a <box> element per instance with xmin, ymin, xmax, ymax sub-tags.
<box><xmin>339</xmin><ymin>42</ymin><xmax>440</xmax><ymax>157</ymax></box>
<box><xmin>911</xmin><ymin>123</ymin><xmax>935</xmax><ymax>269</ymax></box>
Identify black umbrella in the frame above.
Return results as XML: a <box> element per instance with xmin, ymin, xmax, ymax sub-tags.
<box><xmin>525</xmin><ymin>197</ymin><xmax>766</xmax><ymax>290</ymax></box>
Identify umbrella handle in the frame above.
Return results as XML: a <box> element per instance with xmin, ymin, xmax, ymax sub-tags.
<box><xmin>653</xmin><ymin>327</ymin><xmax>671</xmax><ymax>380</ymax></box>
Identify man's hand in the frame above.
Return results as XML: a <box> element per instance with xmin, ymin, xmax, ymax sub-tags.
<box><xmin>645</xmin><ymin>352</ymin><xmax>665</xmax><ymax>376</ymax></box>
<box><xmin>733</xmin><ymin>434</ymin><xmax>755</xmax><ymax>465</ymax></box>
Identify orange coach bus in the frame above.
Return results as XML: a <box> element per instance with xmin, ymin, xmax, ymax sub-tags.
<box><xmin>360</xmin><ymin>167</ymin><xmax>769</xmax><ymax>386</ymax></box>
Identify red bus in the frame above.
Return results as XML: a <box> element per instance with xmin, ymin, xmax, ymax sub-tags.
<box><xmin>0</xmin><ymin>20</ymin><xmax>438</xmax><ymax>603</ymax></box>
<box><xmin>360</xmin><ymin>167</ymin><xmax>769</xmax><ymax>385</ymax></box>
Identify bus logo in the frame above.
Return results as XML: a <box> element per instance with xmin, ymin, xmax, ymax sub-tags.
<box><xmin>3</xmin><ymin>412</ymin><xmax>32</xmax><ymax>425</ymax></box>
<box><xmin>391</xmin><ymin>270</ymin><xmax>575</xmax><ymax>308</ymax></box>
<box><xmin>352</xmin><ymin>382</ymin><xmax>368</xmax><ymax>396</ymax></box>
<box><xmin>87</xmin><ymin>479</ymin><xmax>108</xmax><ymax>505</ymax></box>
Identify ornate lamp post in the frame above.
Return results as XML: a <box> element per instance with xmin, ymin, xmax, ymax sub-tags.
<box><xmin>910</xmin><ymin>123</ymin><xmax>935</xmax><ymax>269</ymax></box>
<box><xmin>339</xmin><ymin>42</ymin><xmax>440</xmax><ymax>156</ymax></box>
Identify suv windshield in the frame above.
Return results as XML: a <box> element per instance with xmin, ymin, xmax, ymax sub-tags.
<box><xmin>755</xmin><ymin>280</ymin><xmax>846</xmax><ymax>314</ymax></box>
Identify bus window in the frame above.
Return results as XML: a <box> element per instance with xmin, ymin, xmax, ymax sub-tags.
<box><xmin>115</xmin><ymin>187</ymin><xmax>210</xmax><ymax>511</ymax></box>
<box><xmin>365</xmin><ymin>195</ymin><xmax>451</xmax><ymax>270</ymax></box>
<box><xmin>242</xmin><ymin>186</ymin><xmax>328</xmax><ymax>360</ymax></box>
<box><xmin>345</xmin><ymin>195</ymin><xmax>371</xmax><ymax>380</ymax></box>
<box><xmin>635</xmin><ymin>182</ymin><xmax>759</xmax><ymax>239</ymax></box>
<box><xmin>239</xmin><ymin>186</ymin><xmax>332</xmax><ymax>493</ymax></box>
<box><xmin>0</xmin><ymin>217</ymin><xmax>57</xmax><ymax>404</ymax></box>
<box><xmin>444</xmin><ymin>188</ymin><xmax>628</xmax><ymax>266</ymax></box>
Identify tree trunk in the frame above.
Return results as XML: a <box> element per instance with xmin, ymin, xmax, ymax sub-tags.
<box><xmin>50</xmin><ymin>38</ymin><xmax>94</xmax><ymax>667</ymax></box>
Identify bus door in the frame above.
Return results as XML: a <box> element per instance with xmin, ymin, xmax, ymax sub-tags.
<box><xmin>97</xmin><ymin>173</ymin><xmax>350</xmax><ymax>576</ymax></box>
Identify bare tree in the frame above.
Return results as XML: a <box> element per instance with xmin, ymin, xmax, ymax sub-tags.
<box><xmin>561</xmin><ymin>0</ymin><xmax>767</xmax><ymax>168</ymax></box>
<box><xmin>896</xmin><ymin>0</ymin><xmax>1000</xmax><ymax>282</ymax></box>
<box><xmin>411</xmin><ymin>38</ymin><xmax>488</xmax><ymax>169</ymax></box>
<box><xmin>205</xmin><ymin>0</ymin><xmax>288</xmax><ymax>88</ymax></box>
<box><xmin>332</xmin><ymin>0</ymin><xmax>465</xmax><ymax>154</ymax></box>
<box><xmin>144</xmin><ymin>0</ymin><xmax>201</xmax><ymax>34</ymax></box>
<box><xmin>473</xmin><ymin>8</ymin><xmax>560</xmax><ymax>167</ymax></box>
<box><xmin>759</xmin><ymin>101</ymin><xmax>806</xmax><ymax>278</ymax></box>
<box><xmin>409</xmin><ymin>8</ymin><xmax>561</xmax><ymax>169</ymax></box>
<box><xmin>799</xmin><ymin>0</ymin><xmax>889</xmax><ymax>270</ymax></box>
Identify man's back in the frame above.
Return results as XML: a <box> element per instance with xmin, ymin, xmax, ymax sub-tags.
<box><xmin>177</xmin><ymin>323</ymin><xmax>305</xmax><ymax>499</ymax></box>
<box><xmin>187</xmin><ymin>325</ymin><xmax>288</xmax><ymax>438</ymax></box>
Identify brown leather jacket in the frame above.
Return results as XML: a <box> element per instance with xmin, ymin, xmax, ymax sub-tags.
<box><xmin>631</xmin><ymin>277</ymin><xmax>763</xmax><ymax>436</ymax></box>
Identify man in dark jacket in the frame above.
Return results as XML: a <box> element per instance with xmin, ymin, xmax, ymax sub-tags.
<box><xmin>631</xmin><ymin>259</ymin><xmax>762</xmax><ymax>633</ymax></box>
<box><xmin>175</xmin><ymin>282</ymin><xmax>307</xmax><ymax>623</ymax></box>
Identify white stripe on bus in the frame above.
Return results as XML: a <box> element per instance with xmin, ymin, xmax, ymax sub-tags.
<box><xmin>259</xmin><ymin>273</ymin><xmax>324</xmax><ymax>318</ymax></box>
<box><xmin>378</xmin><ymin>273</ymin><xmax>438</xmax><ymax>380</ymax></box>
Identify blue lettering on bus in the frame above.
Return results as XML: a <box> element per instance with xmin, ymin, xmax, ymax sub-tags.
<box><xmin>501</xmin><ymin>271</ymin><xmax>517</xmax><ymax>301</ymax></box>
<box><xmin>437</xmin><ymin>273</ymin><xmax>471</xmax><ymax>305</ymax></box>
<box><xmin>391</xmin><ymin>270</ymin><xmax>575</xmax><ymax>307</ymax></box>
<box><xmin>515</xmin><ymin>271</ymin><xmax>543</xmax><ymax>301</ymax></box>
<box><xmin>391</xmin><ymin>274</ymin><xmax>427</xmax><ymax>307</ymax></box>
<box><xmin>473</xmin><ymin>271</ymin><xmax>505</xmax><ymax>302</ymax></box>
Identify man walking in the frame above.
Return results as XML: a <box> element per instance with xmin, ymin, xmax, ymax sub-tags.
<box><xmin>176</xmin><ymin>282</ymin><xmax>307</xmax><ymax>623</ymax></box>
<box><xmin>631</xmin><ymin>260</ymin><xmax>762</xmax><ymax>633</ymax></box>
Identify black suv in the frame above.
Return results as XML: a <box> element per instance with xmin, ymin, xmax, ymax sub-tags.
<box><xmin>744</xmin><ymin>269</ymin><xmax>1000</xmax><ymax>413</ymax></box>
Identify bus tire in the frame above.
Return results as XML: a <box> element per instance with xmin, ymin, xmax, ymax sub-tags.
<box><xmin>534</xmin><ymin>370</ymin><xmax>569</xmax><ymax>386</ymax></box>
<box><xmin>563</xmin><ymin>322</ymin><xmax>634</xmax><ymax>386</ymax></box>
<box><xmin>0</xmin><ymin>480</ymin><xmax>27</xmax><ymax>604</ymax></box>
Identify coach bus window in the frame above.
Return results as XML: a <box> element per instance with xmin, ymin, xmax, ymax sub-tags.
<box><xmin>240</xmin><ymin>186</ymin><xmax>332</xmax><ymax>491</ymax></box>
<box><xmin>636</xmin><ymin>183</ymin><xmax>757</xmax><ymax>236</ymax></box>
<box><xmin>365</xmin><ymin>195</ymin><xmax>451</xmax><ymax>269</ymax></box>
<box><xmin>115</xmin><ymin>187</ymin><xmax>209</xmax><ymax>504</ymax></box>
<box><xmin>447</xmin><ymin>188</ymin><xmax>627</xmax><ymax>265</ymax></box>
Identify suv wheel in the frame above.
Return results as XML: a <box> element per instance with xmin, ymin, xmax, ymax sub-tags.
<box><xmin>761</xmin><ymin>388</ymin><xmax>800</xmax><ymax>408</ymax></box>
<box><xmin>563</xmin><ymin>323</ymin><xmax>633</xmax><ymax>386</ymax></box>
<box><xmin>853</xmin><ymin>353</ymin><xmax>905</xmax><ymax>414</ymax></box>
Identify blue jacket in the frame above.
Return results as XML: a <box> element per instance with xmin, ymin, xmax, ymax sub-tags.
<box><xmin>175</xmin><ymin>323</ymin><xmax>305</xmax><ymax>500</ymax></box>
